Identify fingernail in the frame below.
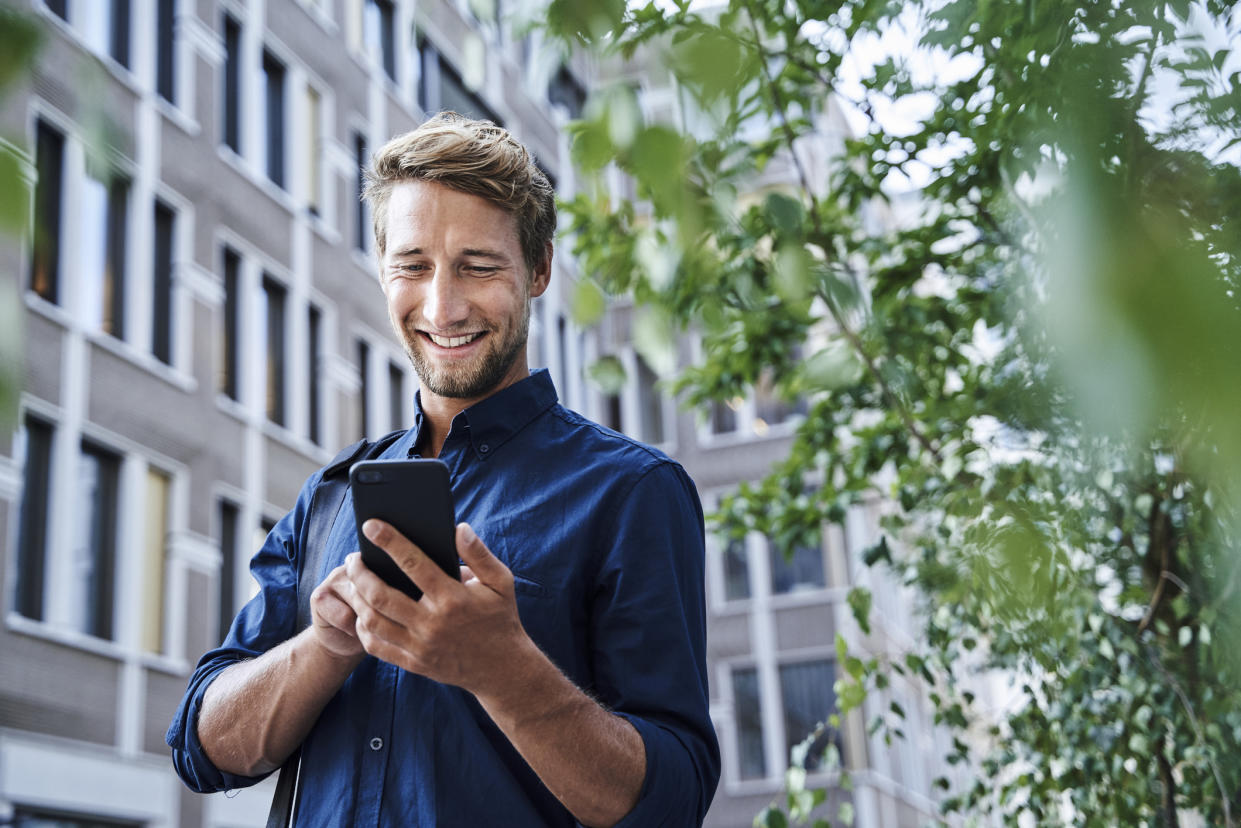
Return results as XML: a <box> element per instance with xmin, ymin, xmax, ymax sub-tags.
<box><xmin>460</xmin><ymin>523</ymin><xmax>477</xmax><ymax>544</ymax></box>
<box><xmin>363</xmin><ymin>519</ymin><xmax>382</xmax><ymax>540</ymax></box>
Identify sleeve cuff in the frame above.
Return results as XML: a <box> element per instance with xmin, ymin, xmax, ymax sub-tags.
<box><xmin>605</xmin><ymin>713</ymin><xmax>711</xmax><ymax>828</ymax></box>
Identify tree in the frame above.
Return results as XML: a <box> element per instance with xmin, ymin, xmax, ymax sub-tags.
<box><xmin>545</xmin><ymin>0</ymin><xmax>1241</xmax><ymax>824</ymax></box>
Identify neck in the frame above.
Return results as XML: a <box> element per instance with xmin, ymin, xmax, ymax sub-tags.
<box><xmin>415</xmin><ymin>360</ymin><xmax>530</xmax><ymax>458</ymax></box>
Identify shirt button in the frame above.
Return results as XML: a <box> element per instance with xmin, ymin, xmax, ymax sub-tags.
<box><xmin>369</xmin><ymin>737</ymin><xmax>384</xmax><ymax>751</ymax></box>
<box><xmin>479</xmin><ymin>443</ymin><xmax>490</xmax><ymax>454</ymax></box>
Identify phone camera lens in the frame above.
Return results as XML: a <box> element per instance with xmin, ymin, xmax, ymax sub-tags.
<box><xmin>359</xmin><ymin>470</ymin><xmax>384</xmax><ymax>484</ymax></box>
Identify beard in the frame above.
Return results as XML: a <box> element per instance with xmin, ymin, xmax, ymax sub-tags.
<box><xmin>399</xmin><ymin>298</ymin><xmax>531</xmax><ymax>400</ymax></box>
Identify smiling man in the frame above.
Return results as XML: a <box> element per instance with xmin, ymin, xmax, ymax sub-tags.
<box><xmin>167</xmin><ymin>113</ymin><xmax>720</xmax><ymax>827</ymax></box>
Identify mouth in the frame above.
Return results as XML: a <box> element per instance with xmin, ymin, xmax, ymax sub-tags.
<box><xmin>423</xmin><ymin>331</ymin><xmax>486</xmax><ymax>349</ymax></box>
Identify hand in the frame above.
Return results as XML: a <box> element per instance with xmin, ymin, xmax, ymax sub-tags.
<box><xmin>344</xmin><ymin>520</ymin><xmax>534</xmax><ymax>697</ymax></box>
<box><xmin>309</xmin><ymin>563</ymin><xmax>366</xmax><ymax>659</ymax></box>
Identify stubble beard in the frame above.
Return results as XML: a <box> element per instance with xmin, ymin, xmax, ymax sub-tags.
<box><xmin>401</xmin><ymin>298</ymin><xmax>531</xmax><ymax>399</ymax></box>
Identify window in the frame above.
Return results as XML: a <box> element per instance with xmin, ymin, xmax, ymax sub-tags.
<box><xmin>779</xmin><ymin>660</ymin><xmax>840</xmax><ymax>771</ymax></box>
<box><xmin>722</xmin><ymin>536</ymin><xmax>750</xmax><ymax>601</ymax></box>
<box><xmin>732</xmin><ymin>667</ymin><xmax>766</xmax><ymax>780</ymax></box>
<box><xmin>70</xmin><ymin>441</ymin><xmax>121</xmax><ymax>640</ymax></box>
<box><xmin>81</xmin><ymin>0</ymin><xmax>131</xmax><ymax>68</ymax></box>
<box><xmin>416</xmin><ymin>37</ymin><xmax>500</xmax><ymax>124</ymax></box>
<box><xmin>13</xmin><ymin>804</ymin><xmax>141</xmax><ymax>828</ymax></box>
<box><xmin>754</xmin><ymin>362</ymin><xmax>808</xmax><ymax>431</ymax></box>
<box><xmin>769</xmin><ymin>533</ymin><xmax>826</xmax><ymax>595</ymax></box>
<box><xmin>308</xmin><ymin>304</ymin><xmax>322</xmax><ymax>444</ymax></box>
<box><xmin>364</xmin><ymin>0</ymin><xmax>396</xmax><ymax>81</ymax></box>
<box><xmin>156</xmin><ymin>0</ymin><xmax>175</xmax><ymax>103</ymax></box>
<box><xmin>217</xmin><ymin>498</ymin><xmax>239</xmax><ymax>644</ymax></box>
<box><xmin>305</xmin><ymin>85</ymin><xmax>322</xmax><ymax>215</ymax></box>
<box><xmin>635</xmin><ymin>354</ymin><xmax>665</xmax><ymax>445</ymax></box>
<box><xmin>353</xmin><ymin>132</ymin><xmax>367</xmax><ymax>252</ymax></box>
<box><xmin>220</xmin><ymin>246</ymin><xmax>241</xmax><ymax>399</ymax></box>
<box><xmin>556</xmin><ymin>315</ymin><xmax>568</xmax><ymax>396</ymax></box>
<box><xmin>221</xmin><ymin>14</ymin><xmax>241</xmax><ymax>152</ymax></box>
<box><xmin>15</xmin><ymin>415</ymin><xmax>54</xmax><ymax>622</ymax></box>
<box><xmin>548</xmin><ymin>64</ymin><xmax>586</xmax><ymax>119</ymax></box>
<box><xmin>30</xmin><ymin>119</ymin><xmax>64</xmax><ymax>304</ymax></box>
<box><xmin>261</xmin><ymin>275</ymin><xmax>287</xmax><ymax>425</ymax></box>
<box><xmin>45</xmin><ymin>0</ymin><xmax>68</xmax><ymax>20</ymax></box>
<box><xmin>152</xmin><ymin>200</ymin><xmax>175</xmax><ymax>364</ymax></box>
<box><xmin>262</xmin><ymin>50</ymin><xmax>286</xmax><ymax>188</ymax></box>
<box><xmin>141</xmin><ymin>467</ymin><xmax>171</xmax><ymax>654</ymax></box>
<box><xmin>356</xmin><ymin>338</ymin><xmax>370</xmax><ymax>438</ymax></box>
<box><xmin>80</xmin><ymin>163</ymin><xmax>128</xmax><ymax>337</ymax></box>
<box><xmin>388</xmin><ymin>360</ymin><xmax>404</xmax><ymax>431</ymax></box>
<box><xmin>602</xmin><ymin>393</ymin><xmax>622</xmax><ymax>432</ymax></box>
<box><xmin>709</xmin><ymin>398</ymin><xmax>739</xmax><ymax>435</ymax></box>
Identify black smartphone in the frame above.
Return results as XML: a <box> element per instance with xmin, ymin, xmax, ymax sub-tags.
<box><xmin>349</xmin><ymin>459</ymin><xmax>459</xmax><ymax>600</ymax></box>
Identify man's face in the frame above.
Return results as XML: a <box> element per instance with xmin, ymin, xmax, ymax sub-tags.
<box><xmin>380</xmin><ymin>180</ymin><xmax>550</xmax><ymax>405</ymax></box>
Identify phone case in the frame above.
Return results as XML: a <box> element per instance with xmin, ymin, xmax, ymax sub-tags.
<box><xmin>349</xmin><ymin>459</ymin><xmax>459</xmax><ymax>600</ymax></box>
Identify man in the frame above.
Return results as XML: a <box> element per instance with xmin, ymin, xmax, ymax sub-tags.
<box><xmin>167</xmin><ymin>112</ymin><xmax>720</xmax><ymax>827</ymax></box>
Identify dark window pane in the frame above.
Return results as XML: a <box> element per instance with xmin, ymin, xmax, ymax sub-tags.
<box><xmin>45</xmin><ymin>0</ymin><xmax>68</xmax><ymax>20</ymax></box>
<box><xmin>217</xmin><ymin>499</ymin><xmax>239</xmax><ymax>644</ymax></box>
<box><xmin>636</xmin><ymin>355</ymin><xmax>664</xmax><ymax>444</ymax></box>
<box><xmin>262</xmin><ymin>276</ymin><xmax>287</xmax><ymax>425</ymax></box>
<box><xmin>30</xmin><ymin>120</ymin><xmax>64</xmax><ymax>304</ymax></box>
<box><xmin>779</xmin><ymin>660</ymin><xmax>840</xmax><ymax>771</ymax></box>
<box><xmin>14</xmin><ymin>804</ymin><xmax>141</xmax><ymax>827</ymax></box>
<box><xmin>357</xmin><ymin>339</ymin><xmax>370</xmax><ymax>439</ymax></box>
<box><xmin>222</xmin><ymin>15</ymin><xmax>241</xmax><ymax>151</ymax></box>
<box><xmin>710</xmin><ymin>399</ymin><xmax>737</xmax><ymax>434</ymax></box>
<box><xmin>16</xmin><ymin>415</ymin><xmax>54</xmax><ymax>622</ymax></box>
<box><xmin>76</xmin><ymin>442</ymin><xmax>121</xmax><ymax>640</ymax></box>
<box><xmin>732</xmin><ymin>667</ymin><xmax>766</xmax><ymax>780</ymax></box>
<box><xmin>365</xmin><ymin>0</ymin><xmax>396</xmax><ymax>81</ymax></box>
<box><xmin>437</xmin><ymin>54</ymin><xmax>500</xmax><ymax>124</ymax></box>
<box><xmin>221</xmin><ymin>247</ymin><xmax>240</xmax><ymax>399</ymax></box>
<box><xmin>152</xmin><ymin>200</ymin><xmax>175</xmax><ymax>364</ymax></box>
<box><xmin>156</xmin><ymin>0</ymin><xmax>175</xmax><ymax>102</ymax></box>
<box><xmin>353</xmin><ymin>133</ymin><xmax>367</xmax><ymax>251</ymax></box>
<box><xmin>603</xmin><ymin>394</ymin><xmax>622</xmax><ymax>432</ymax></box>
<box><xmin>723</xmin><ymin>536</ymin><xmax>750</xmax><ymax>600</ymax></box>
<box><xmin>263</xmin><ymin>51</ymin><xmax>286</xmax><ymax>188</ymax></box>
<box><xmin>547</xmin><ymin>64</ymin><xmax>586</xmax><ymax>119</ymax></box>
<box><xmin>105</xmin><ymin>176</ymin><xmax>128</xmax><ymax>337</ymax></box>
<box><xmin>389</xmin><ymin>361</ymin><xmax>404</xmax><ymax>432</ymax></box>
<box><xmin>308</xmin><ymin>304</ymin><xmax>322</xmax><ymax>444</ymax></box>
<box><xmin>111</xmin><ymin>0</ymin><xmax>131</xmax><ymax>68</ymax></box>
<box><xmin>769</xmin><ymin>533</ymin><xmax>826</xmax><ymax>595</ymax></box>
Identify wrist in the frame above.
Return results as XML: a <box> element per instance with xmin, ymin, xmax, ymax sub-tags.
<box><xmin>474</xmin><ymin>636</ymin><xmax>576</xmax><ymax>727</ymax></box>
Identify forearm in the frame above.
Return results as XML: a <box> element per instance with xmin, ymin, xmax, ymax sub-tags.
<box><xmin>199</xmin><ymin>629</ymin><xmax>364</xmax><ymax>776</ymax></box>
<box><xmin>476</xmin><ymin>640</ymin><xmax>646</xmax><ymax>828</ymax></box>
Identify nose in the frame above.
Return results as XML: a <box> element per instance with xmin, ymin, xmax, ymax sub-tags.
<box><xmin>422</xmin><ymin>271</ymin><xmax>470</xmax><ymax>330</ymax></box>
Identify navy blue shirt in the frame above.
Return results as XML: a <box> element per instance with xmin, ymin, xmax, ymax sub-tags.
<box><xmin>167</xmin><ymin>370</ymin><xmax>720</xmax><ymax>826</ymax></box>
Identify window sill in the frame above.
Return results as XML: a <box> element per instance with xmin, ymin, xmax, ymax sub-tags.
<box><xmin>296</xmin><ymin>0</ymin><xmax>339</xmax><ymax>34</ymax></box>
<box><xmin>769</xmin><ymin>585</ymin><xmax>848</xmax><ymax>610</ymax></box>
<box><xmin>697</xmin><ymin>417</ymin><xmax>802</xmax><ymax>450</ymax></box>
<box><xmin>6</xmin><ymin>612</ymin><xmax>127</xmax><ymax>663</ymax></box>
<box><xmin>87</xmin><ymin>330</ymin><xmax>197</xmax><ymax>395</ymax></box>
<box><xmin>351</xmin><ymin>248</ymin><xmax>377</xmax><ymax>277</ymax></box>
<box><xmin>23</xmin><ymin>291</ymin><xmax>72</xmax><ymax>330</ymax></box>
<box><xmin>262</xmin><ymin>418</ymin><xmax>332</xmax><ymax>465</ymax></box>
<box><xmin>154</xmin><ymin>96</ymin><xmax>200</xmax><ymax>137</ymax></box>
<box><xmin>216</xmin><ymin>145</ymin><xmax>298</xmax><ymax>217</ymax></box>
<box><xmin>712</xmin><ymin>598</ymin><xmax>754</xmax><ymax>617</ymax></box>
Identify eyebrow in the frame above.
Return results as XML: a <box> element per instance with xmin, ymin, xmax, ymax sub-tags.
<box><xmin>388</xmin><ymin>246</ymin><xmax>510</xmax><ymax>261</ymax></box>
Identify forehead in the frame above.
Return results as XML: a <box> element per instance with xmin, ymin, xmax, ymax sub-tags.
<box><xmin>384</xmin><ymin>179</ymin><xmax>520</xmax><ymax>254</ymax></box>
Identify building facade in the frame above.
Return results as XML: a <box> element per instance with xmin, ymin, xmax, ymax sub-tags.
<box><xmin>0</xmin><ymin>1</ymin><xmax>955</xmax><ymax>826</ymax></box>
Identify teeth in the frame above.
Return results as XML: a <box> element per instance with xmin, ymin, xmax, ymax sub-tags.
<box><xmin>428</xmin><ymin>332</ymin><xmax>482</xmax><ymax>348</ymax></box>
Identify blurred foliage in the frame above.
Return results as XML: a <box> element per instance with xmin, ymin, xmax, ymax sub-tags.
<box><xmin>0</xmin><ymin>6</ymin><xmax>42</xmax><ymax>428</ymax></box>
<box><xmin>547</xmin><ymin>0</ymin><xmax>1241</xmax><ymax>824</ymax></box>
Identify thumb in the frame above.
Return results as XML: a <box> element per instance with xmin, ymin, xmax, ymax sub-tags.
<box><xmin>456</xmin><ymin>523</ymin><xmax>510</xmax><ymax>586</ymax></box>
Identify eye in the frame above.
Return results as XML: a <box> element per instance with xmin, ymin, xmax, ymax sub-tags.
<box><xmin>464</xmin><ymin>265</ymin><xmax>499</xmax><ymax>276</ymax></box>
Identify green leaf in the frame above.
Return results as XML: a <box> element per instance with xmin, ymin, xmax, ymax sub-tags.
<box><xmin>847</xmin><ymin>586</ymin><xmax>873</xmax><ymax>635</ymax></box>
<box><xmin>571</xmin><ymin>278</ymin><xmax>606</xmax><ymax>326</ymax></box>
<box><xmin>586</xmin><ymin>355</ymin><xmax>627</xmax><ymax>395</ymax></box>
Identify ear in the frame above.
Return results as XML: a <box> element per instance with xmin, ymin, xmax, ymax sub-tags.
<box><xmin>530</xmin><ymin>242</ymin><xmax>553</xmax><ymax>298</ymax></box>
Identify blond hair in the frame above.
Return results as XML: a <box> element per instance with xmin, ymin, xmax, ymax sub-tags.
<box><xmin>363</xmin><ymin>112</ymin><xmax>556</xmax><ymax>273</ymax></box>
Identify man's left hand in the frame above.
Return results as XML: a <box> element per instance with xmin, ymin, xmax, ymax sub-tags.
<box><xmin>344</xmin><ymin>520</ymin><xmax>534</xmax><ymax>698</ymax></box>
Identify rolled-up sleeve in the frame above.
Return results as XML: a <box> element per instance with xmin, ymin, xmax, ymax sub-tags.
<box><xmin>165</xmin><ymin>472</ymin><xmax>319</xmax><ymax>793</ymax></box>
<box><xmin>589</xmin><ymin>461</ymin><xmax>720</xmax><ymax>826</ymax></box>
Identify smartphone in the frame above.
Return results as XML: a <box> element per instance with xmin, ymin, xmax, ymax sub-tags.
<box><xmin>349</xmin><ymin>459</ymin><xmax>459</xmax><ymax>600</ymax></box>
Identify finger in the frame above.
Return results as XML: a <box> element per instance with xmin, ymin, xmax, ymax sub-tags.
<box><xmin>458</xmin><ymin>564</ymin><xmax>476</xmax><ymax>584</ymax></box>
<box><xmin>455</xmin><ymin>523</ymin><xmax>512</xmax><ymax>591</ymax></box>
<box><xmin>345</xmin><ymin>550</ymin><xmax>427</xmax><ymax>622</ymax></box>
<box><xmin>362</xmin><ymin>519</ymin><xmax>456</xmax><ymax>600</ymax></box>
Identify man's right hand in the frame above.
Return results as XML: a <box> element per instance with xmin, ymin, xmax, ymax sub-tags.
<box><xmin>310</xmin><ymin>563</ymin><xmax>366</xmax><ymax>658</ymax></box>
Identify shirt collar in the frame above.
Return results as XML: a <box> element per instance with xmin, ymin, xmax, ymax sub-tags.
<box><xmin>409</xmin><ymin>368</ymin><xmax>559</xmax><ymax>461</ymax></box>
